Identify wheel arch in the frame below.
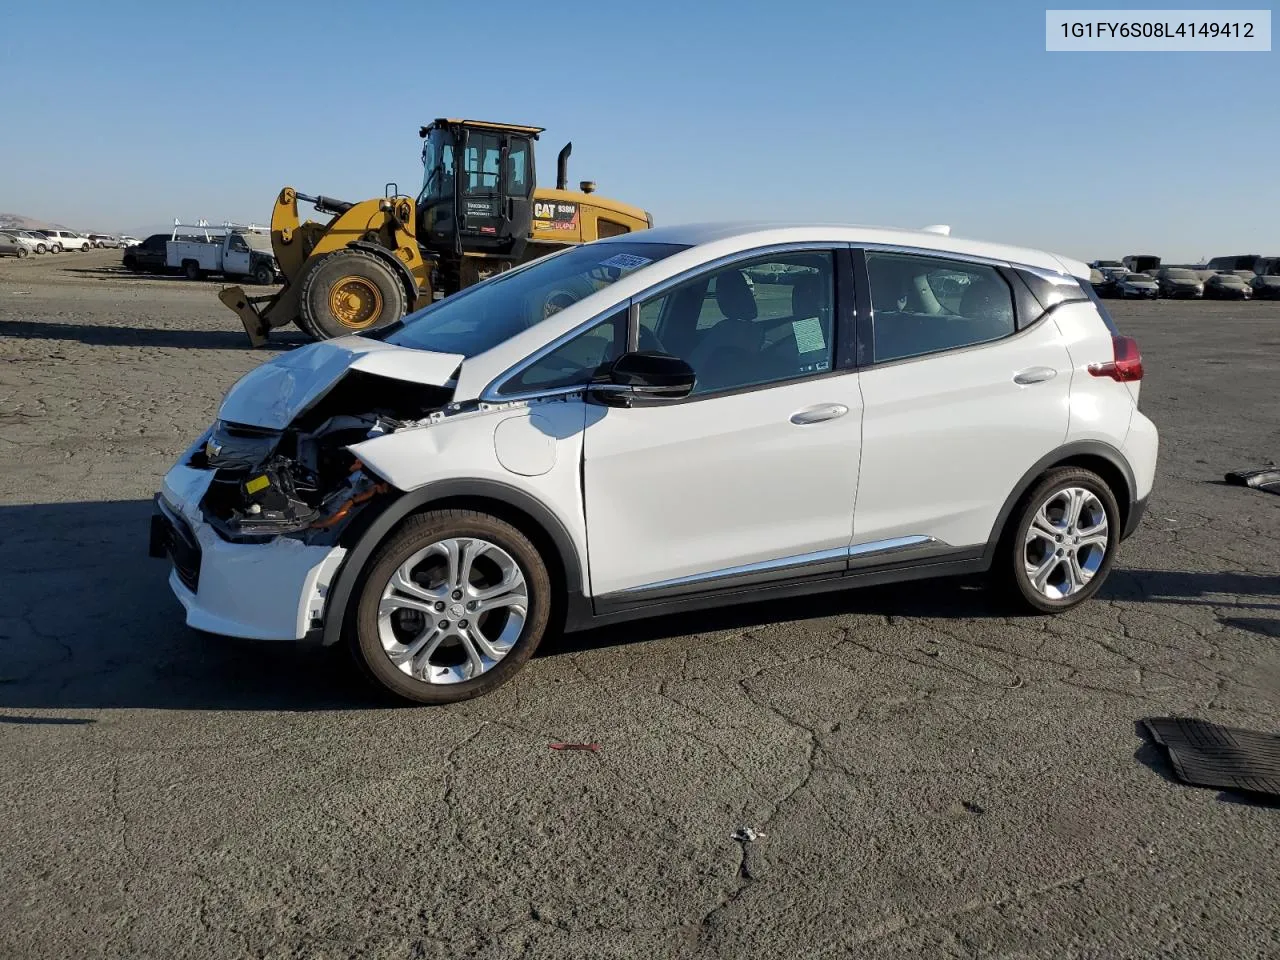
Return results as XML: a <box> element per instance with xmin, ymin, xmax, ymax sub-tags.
<box><xmin>982</xmin><ymin>441</ymin><xmax>1136</xmax><ymax>567</ymax></box>
<box><xmin>319</xmin><ymin>479</ymin><xmax>586</xmax><ymax>647</ymax></box>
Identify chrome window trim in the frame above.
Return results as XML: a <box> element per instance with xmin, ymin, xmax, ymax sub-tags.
<box><xmin>481</xmin><ymin>241</ymin><xmax>840</xmax><ymax>404</ymax></box>
<box><xmin>613</xmin><ymin>536</ymin><xmax>939</xmax><ymax>597</ymax></box>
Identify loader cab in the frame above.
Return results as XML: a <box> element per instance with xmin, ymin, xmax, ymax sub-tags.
<box><xmin>417</xmin><ymin>118</ymin><xmax>540</xmax><ymax>261</ymax></box>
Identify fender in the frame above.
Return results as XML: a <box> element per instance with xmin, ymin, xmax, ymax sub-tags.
<box><xmin>317</xmin><ymin>478</ymin><xmax>586</xmax><ymax>647</ymax></box>
<box><xmin>347</xmin><ymin>240</ymin><xmax>419</xmax><ymax>305</ymax></box>
<box><xmin>981</xmin><ymin>439</ymin><xmax>1138</xmax><ymax>567</ymax></box>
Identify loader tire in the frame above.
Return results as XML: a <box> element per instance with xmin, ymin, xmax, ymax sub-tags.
<box><xmin>299</xmin><ymin>249</ymin><xmax>407</xmax><ymax>340</ymax></box>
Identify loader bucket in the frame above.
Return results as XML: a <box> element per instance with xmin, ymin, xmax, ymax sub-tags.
<box><xmin>219</xmin><ymin>286</ymin><xmax>273</xmax><ymax>348</ymax></box>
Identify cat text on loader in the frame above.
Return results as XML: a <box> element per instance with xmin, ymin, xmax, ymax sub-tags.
<box><xmin>220</xmin><ymin>119</ymin><xmax>653</xmax><ymax>346</ymax></box>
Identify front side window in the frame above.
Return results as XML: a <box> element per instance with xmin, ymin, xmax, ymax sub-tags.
<box><xmin>866</xmin><ymin>252</ymin><xmax>1015</xmax><ymax>364</ymax></box>
<box><xmin>380</xmin><ymin>241</ymin><xmax>687</xmax><ymax>358</ymax></box>
<box><xmin>497</xmin><ymin>310</ymin><xmax>626</xmax><ymax>395</ymax></box>
<box><xmin>638</xmin><ymin>251</ymin><xmax>836</xmax><ymax>396</ymax></box>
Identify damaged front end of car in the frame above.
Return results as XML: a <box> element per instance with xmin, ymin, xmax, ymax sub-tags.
<box><xmin>191</xmin><ymin>370</ymin><xmax>457</xmax><ymax>545</ymax></box>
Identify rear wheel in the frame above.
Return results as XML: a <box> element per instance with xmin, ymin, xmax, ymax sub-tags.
<box><xmin>299</xmin><ymin>248</ymin><xmax>407</xmax><ymax>340</ymax></box>
<box><xmin>352</xmin><ymin>510</ymin><xmax>552</xmax><ymax>705</ymax></box>
<box><xmin>52</xmin><ymin>243</ymin><xmax>62</xmax><ymax>253</ymax></box>
<box><xmin>16</xmin><ymin>247</ymin><xmax>29</xmax><ymax>258</ymax></box>
<box><xmin>994</xmin><ymin>467</ymin><xmax>1120</xmax><ymax>613</ymax></box>
<box><xmin>35</xmin><ymin>243</ymin><xmax>46</xmax><ymax>254</ymax></box>
<box><xmin>183</xmin><ymin>260</ymin><xmax>202</xmax><ymax>281</ymax></box>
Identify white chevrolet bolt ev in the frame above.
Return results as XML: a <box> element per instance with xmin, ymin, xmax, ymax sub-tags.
<box><xmin>151</xmin><ymin>223</ymin><xmax>1158</xmax><ymax>704</ymax></box>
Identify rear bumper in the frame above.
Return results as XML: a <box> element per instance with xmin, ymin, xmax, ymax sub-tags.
<box><xmin>151</xmin><ymin>463</ymin><xmax>347</xmax><ymax>641</ymax></box>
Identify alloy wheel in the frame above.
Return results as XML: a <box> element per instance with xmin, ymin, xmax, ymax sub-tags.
<box><xmin>377</xmin><ymin>537</ymin><xmax>529</xmax><ymax>685</ymax></box>
<box><xmin>1023</xmin><ymin>486</ymin><xmax>1109</xmax><ymax>601</ymax></box>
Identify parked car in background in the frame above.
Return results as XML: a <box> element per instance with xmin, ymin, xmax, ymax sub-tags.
<box><xmin>39</xmin><ymin>229</ymin><xmax>92</xmax><ymax>252</ymax></box>
<box><xmin>1156</xmin><ymin>267</ymin><xmax>1204</xmax><ymax>298</ymax></box>
<box><xmin>122</xmin><ymin>233</ymin><xmax>173</xmax><ymax>273</ymax></box>
<box><xmin>30</xmin><ymin>230</ymin><xmax>58</xmax><ymax>252</ymax></box>
<box><xmin>1101</xmin><ymin>273</ymin><xmax>1159</xmax><ymax>299</ymax></box>
<box><xmin>119</xmin><ymin>235</ymin><xmax>141</xmax><ymax>247</ymax></box>
<box><xmin>88</xmin><ymin>234</ymin><xmax>122</xmax><ymax>248</ymax></box>
<box><xmin>1250</xmin><ymin>273</ymin><xmax>1280</xmax><ymax>299</ymax></box>
<box><xmin>1204</xmin><ymin>272</ymin><xmax>1252</xmax><ymax>300</ymax></box>
<box><xmin>10</xmin><ymin>231</ymin><xmax>49</xmax><ymax>255</ymax></box>
<box><xmin>1090</xmin><ymin>259</ymin><xmax>1127</xmax><ymax>280</ymax></box>
<box><xmin>165</xmin><ymin>226</ymin><xmax>279</xmax><ymax>284</ymax></box>
<box><xmin>0</xmin><ymin>232</ymin><xmax>32</xmax><ymax>258</ymax></box>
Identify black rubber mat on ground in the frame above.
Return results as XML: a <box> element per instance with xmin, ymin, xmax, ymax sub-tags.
<box><xmin>1224</xmin><ymin>467</ymin><xmax>1280</xmax><ymax>495</ymax></box>
<box><xmin>1142</xmin><ymin>717</ymin><xmax>1280</xmax><ymax>798</ymax></box>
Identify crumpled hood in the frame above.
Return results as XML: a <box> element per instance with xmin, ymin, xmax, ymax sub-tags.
<box><xmin>218</xmin><ymin>336</ymin><xmax>464</xmax><ymax>430</ymax></box>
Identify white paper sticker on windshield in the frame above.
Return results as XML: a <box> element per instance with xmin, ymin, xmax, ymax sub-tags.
<box><xmin>599</xmin><ymin>253</ymin><xmax>652</xmax><ymax>272</ymax></box>
<box><xmin>791</xmin><ymin>316</ymin><xmax>826</xmax><ymax>354</ymax></box>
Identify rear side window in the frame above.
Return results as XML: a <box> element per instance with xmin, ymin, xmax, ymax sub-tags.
<box><xmin>865</xmin><ymin>252</ymin><xmax>1015</xmax><ymax>363</ymax></box>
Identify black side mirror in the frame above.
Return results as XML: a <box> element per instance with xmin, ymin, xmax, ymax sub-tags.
<box><xmin>589</xmin><ymin>351</ymin><xmax>696</xmax><ymax>406</ymax></box>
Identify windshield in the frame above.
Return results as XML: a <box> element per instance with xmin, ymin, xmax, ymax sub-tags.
<box><xmin>380</xmin><ymin>241</ymin><xmax>689</xmax><ymax>357</ymax></box>
<box><xmin>1125</xmin><ymin>274</ymin><xmax>1151</xmax><ymax>282</ymax></box>
<box><xmin>1097</xmin><ymin>260</ymin><xmax>1122</xmax><ymax>267</ymax></box>
<box><xmin>419</xmin><ymin>127</ymin><xmax>456</xmax><ymax>205</ymax></box>
<box><xmin>1165</xmin><ymin>269</ymin><xmax>1195</xmax><ymax>279</ymax></box>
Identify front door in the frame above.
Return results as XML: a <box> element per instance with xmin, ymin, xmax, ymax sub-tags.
<box><xmin>582</xmin><ymin>249</ymin><xmax>864</xmax><ymax>599</ymax></box>
<box><xmin>223</xmin><ymin>234</ymin><xmax>251</xmax><ymax>276</ymax></box>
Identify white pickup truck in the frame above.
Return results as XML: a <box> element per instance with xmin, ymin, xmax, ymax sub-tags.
<box><xmin>166</xmin><ymin>223</ymin><xmax>279</xmax><ymax>284</ymax></box>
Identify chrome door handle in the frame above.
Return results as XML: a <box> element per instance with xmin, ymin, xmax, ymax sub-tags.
<box><xmin>790</xmin><ymin>403</ymin><xmax>849</xmax><ymax>425</ymax></box>
<box><xmin>1013</xmin><ymin>366</ymin><xmax>1057</xmax><ymax>385</ymax></box>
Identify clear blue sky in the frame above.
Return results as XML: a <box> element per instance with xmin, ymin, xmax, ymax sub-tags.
<box><xmin>1</xmin><ymin>1</ymin><xmax>1275</xmax><ymax>261</ymax></box>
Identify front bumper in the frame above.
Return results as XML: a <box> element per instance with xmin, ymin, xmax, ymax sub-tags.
<box><xmin>151</xmin><ymin>461</ymin><xmax>346</xmax><ymax>641</ymax></box>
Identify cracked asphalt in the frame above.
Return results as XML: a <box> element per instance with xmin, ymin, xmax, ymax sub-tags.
<box><xmin>1</xmin><ymin>250</ymin><xmax>1278</xmax><ymax>959</ymax></box>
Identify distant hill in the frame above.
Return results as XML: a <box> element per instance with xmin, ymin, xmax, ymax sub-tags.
<box><xmin>0</xmin><ymin>212</ymin><xmax>75</xmax><ymax>232</ymax></box>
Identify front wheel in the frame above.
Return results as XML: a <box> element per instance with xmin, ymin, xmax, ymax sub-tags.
<box><xmin>52</xmin><ymin>244</ymin><xmax>62</xmax><ymax>253</ymax></box>
<box><xmin>994</xmin><ymin>467</ymin><xmax>1120</xmax><ymax>613</ymax></box>
<box><xmin>16</xmin><ymin>247</ymin><xmax>29</xmax><ymax>258</ymax></box>
<box><xmin>251</xmin><ymin>261</ymin><xmax>275</xmax><ymax>286</ymax></box>
<box><xmin>35</xmin><ymin>244</ymin><xmax>46</xmax><ymax>254</ymax></box>
<box><xmin>352</xmin><ymin>510</ymin><xmax>552</xmax><ymax>705</ymax></box>
<box><xmin>299</xmin><ymin>248</ymin><xmax>407</xmax><ymax>340</ymax></box>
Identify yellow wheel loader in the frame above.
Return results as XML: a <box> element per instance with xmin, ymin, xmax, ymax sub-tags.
<box><xmin>220</xmin><ymin>119</ymin><xmax>652</xmax><ymax>346</ymax></box>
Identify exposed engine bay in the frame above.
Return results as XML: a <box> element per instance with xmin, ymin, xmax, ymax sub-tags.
<box><xmin>192</xmin><ymin>371</ymin><xmax>455</xmax><ymax>542</ymax></box>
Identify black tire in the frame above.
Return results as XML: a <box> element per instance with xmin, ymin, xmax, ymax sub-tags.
<box><xmin>35</xmin><ymin>244</ymin><xmax>46</xmax><ymax>255</ymax></box>
<box><xmin>993</xmin><ymin>466</ymin><xmax>1121</xmax><ymax>614</ymax></box>
<box><xmin>183</xmin><ymin>260</ymin><xmax>201</xmax><ymax>281</ymax></box>
<box><xmin>122</xmin><ymin>255</ymin><xmax>138</xmax><ymax>271</ymax></box>
<box><xmin>351</xmin><ymin>509</ymin><xmax>552</xmax><ymax>705</ymax></box>
<box><xmin>299</xmin><ymin>248</ymin><xmax>407</xmax><ymax>340</ymax></box>
<box><xmin>16</xmin><ymin>247</ymin><xmax>28</xmax><ymax>259</ymax></box>
<box><xmin>52</xmin><ymin>244</ymin><xmax>62</xmax><ymax>254</ymax></box>
<box><xmin>251</xmin><ymin>261</ymin><xmax>275</xmax><ymax>286</ymax></box>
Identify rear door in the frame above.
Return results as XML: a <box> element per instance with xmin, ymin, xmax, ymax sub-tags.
<box><xmin>851</xmin><ymin>248</ymin><xmax>1073</xmax><ymax>552</ymax></box>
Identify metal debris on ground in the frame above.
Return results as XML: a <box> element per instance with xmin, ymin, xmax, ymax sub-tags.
<box><xmin>549</xmin><ymin>742</ymin><xmax>599</xmax><ymax>752</ymax></box>
<box><xmin>730</xmin><ymin>827</ymin><xmax>766</xmax><ymax>842</ymax></box>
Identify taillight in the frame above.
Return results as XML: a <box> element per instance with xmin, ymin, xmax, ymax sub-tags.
<box><xmin>1088</xmin><ymin>335</ymin><xmax>1143</xmax><ymax>382</ymax></box>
